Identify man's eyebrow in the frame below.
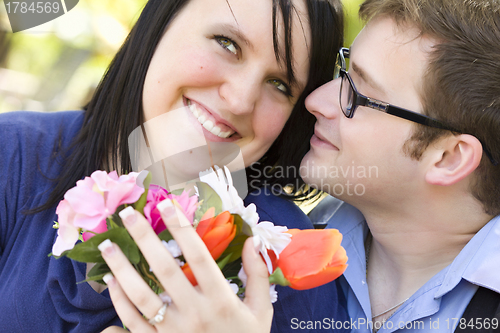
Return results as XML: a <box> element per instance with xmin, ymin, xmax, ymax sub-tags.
<box><xmin>351</xmin><ymin>61</ymin><xmax>386</xmax><ymax>96</ymax></box>
<box><xmin>219</xmin><ymin>24</ymin><xmax>254</xmax><ymax>51</ymax></box>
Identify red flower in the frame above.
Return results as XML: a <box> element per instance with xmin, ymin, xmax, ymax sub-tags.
<box><xmin>270</xmin><ymin>229</ymin><xmax>348</xmax><ymax>290</ymax></box>
<box><xmin>182</xmin><ymin>210</ymin><xmax>236</xmax><ymax>285</ymax></box>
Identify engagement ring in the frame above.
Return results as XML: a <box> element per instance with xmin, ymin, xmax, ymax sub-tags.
<box><xmin>148</xmin><ymin>302</ymin><xmax>168</xmax><ymax>325</ymax></box>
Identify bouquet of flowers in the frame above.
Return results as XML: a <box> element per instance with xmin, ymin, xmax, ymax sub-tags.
<box><xmin>50</xmin><ymin>166</ymin><xmax>348</xmax><ymax>301</ymax></box>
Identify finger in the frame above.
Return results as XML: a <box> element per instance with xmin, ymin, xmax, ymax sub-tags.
<box><xmin>157</xmin><ymin>200</ymin><xmax>234</xmax><ymax>296</ymax></box>
<box><xmin>242</xmin><ymin>238</ymin><xmax>273</xmax><ymax>321</ymax></box>
<box><xmin>103</xmin><ymin>273</ymin><xmax>156</xmax><ymax>333</ymax></box>
<box><xmin>98</xmin><ymin>239</ymin><xmax>164</xmax><ymax>319</ymax></box>
<box><xmin>118</xmin><ymin>206</ymin><xmax>197</xmax><ymax>308</ymax></box>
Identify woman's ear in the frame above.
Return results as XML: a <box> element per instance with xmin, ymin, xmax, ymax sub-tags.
<box><xmin>425</xmin><ymin>134</ymin><xmax>483</xmax><ymax>186</ymax></box>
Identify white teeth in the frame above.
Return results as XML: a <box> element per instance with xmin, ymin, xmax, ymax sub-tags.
<box><xmin>189</xmin><ymin>103</ymin><xmax>200</xmax><ymax>118</ymax></box>
<box><xmin>198</xmin><ymin>114</ymin><xmax>207</xmax><ymax>124</ymax></box>
<box><xmin>218</xmin><ymin>131</ymin><xmax>232</xmax><ymax>138</ymax></box>
<box><xmin>202</xmin><ymin>120</ymin><xmax>214</xmax><ymax>131</ymax></box>
<box><xmin>187</xmin><ymin>99</ymin><xmax>235</xmax><ymax>138</ymax></box>
<box><xmin>211</xmin><ymin>126</ymin><xmax>221</xmax><ymax>136</ymax></box>
<box><xmin>203</xmin><ymin>120</ymin><xmax>232</xmax><ymax>137</ymax></box>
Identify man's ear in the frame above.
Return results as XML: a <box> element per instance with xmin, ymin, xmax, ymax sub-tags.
<box><xmin>425</xmin><ymin>134</ymin><xmax>483</xmax><ymax>186</ymax></box>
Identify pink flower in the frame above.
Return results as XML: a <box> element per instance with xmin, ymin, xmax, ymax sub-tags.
<box><xmin>52</xmin><ymin>200</ymin><xmax>79</xmax><ymax>256</ymax></box>
<box><xmin>144</xmin><ymin>185</ymin><xmax>198</xmax><ymax>234</ymax></box>
<box><xmin>171</xmin><ymin>190</ymin><xmax>198</xmax><ymax>223</ymax></box>
<box><xmin>52</xmin><ymin>171</ymin><xmax>145</xmax><ymax>255</ymax></box>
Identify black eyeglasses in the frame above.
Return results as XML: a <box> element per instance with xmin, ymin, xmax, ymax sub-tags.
<box><xmin>334</xmin><ymin>47</ymin><xmax>498</xmax><ymax>166</ymax></box>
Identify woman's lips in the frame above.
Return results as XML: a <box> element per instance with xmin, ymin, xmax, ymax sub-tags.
<box><xmin>185</xmin><ymin>98</ymin><xmax>237</xmax><ymax>139</ymax></box>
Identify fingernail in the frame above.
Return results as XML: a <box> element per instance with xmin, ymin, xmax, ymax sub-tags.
<box><xmin>157</xmin><ymin>199</ymin><xmax>175</xmax><ymax>217</ymax></box>
<box><xmin>98</xmin><ymin>239</ymin><xmax>115</xmax><ymax>256</ymax></box>
<box><xmin>102</xmin><ymin>273</ymin><xmax>116</xmax><ymax>286</ymax></box>
<box><xmin>119</xmin><ymin>206</ymin><xmax>137</xmax><ymax>226</ymax></box>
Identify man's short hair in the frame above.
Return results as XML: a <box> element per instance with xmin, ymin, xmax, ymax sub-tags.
<box><xmin>359</xmin><ymin>0</ymin><xmax>500</xmax><ymax>215</ymax></box>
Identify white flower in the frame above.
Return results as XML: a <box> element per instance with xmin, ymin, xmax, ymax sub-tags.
<box><xmin>199</xmin><ymin>166</ymin><xmax>240</xmax><ymax>212</ymax></box>
<box><xmin>269</xmin><ymin>284</ymin><xmax>278</xmax><ymax>303</ymax></box>
<box><xmin>174</xmin><ymin>259</ymin><xmax>185</xmax><ymax>267</ymax></box>
<box><xmin>238</xmin><ymin>266</ymin><xmax>248</xmax><ymax>288</ymax></box>
<box><xmin>227</xmin><ymin>280</ymin><xmax>239</xmax><ymax>294</ymax></box>
<box><xmin>198</xmin><ymin>166</ymin><xmax>260</xmax><ymax>226</ymax></box>
<box><xmin>162</xmin><ymin>240</ymin><xmax>182</xmax><ymax>258</ymax></box>
<box><xmin>238</xmin><ymin>203</ymin><xmax>259</xmax><ymax>227</ymax></box>
<box><xmin>238</xmin><ymin>266</ymin><xmax>278</xmax><ymax>303</ymax></box>
<box><xmin>252</xmin><ymin>222</ymin><xmax>292</xmax><ymax>273</ymax></box>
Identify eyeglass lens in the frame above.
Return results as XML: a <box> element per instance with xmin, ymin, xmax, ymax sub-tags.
<box><xmin>340</xmin><ymin>73</ymin><xmax>354</xmax><ymax>117</ymax></box>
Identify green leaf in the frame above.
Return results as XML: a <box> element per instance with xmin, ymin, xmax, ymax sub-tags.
<box><xmin>77</xmin><ymin>262</ymin><xmax>111</xmax><ymax>285</ymax></box>
<box><xmin>268</xmin><ymin>267</ymin><xmax>290</xmax><ymax>287</ymax></box>
<box><xmin>143</xmin><ymin>171</ymin><xmax>152</xmax><ymax>190</ymax></box>
<box><xmin>221</xmin><ymin>258</ymin><xmax>242</xmax><ymax>278</ymax></box>
<box><xmin>62</xmin><ymin>228</ymin><xmax>140</xmax><ymax>264</ymax></box>
<box><xmin>218</xmin><ymin>214</ymin><xmax>252</xmax><ymax>264</ymax></box>
<box><xmin>105</xmin><ymin>205</ymin><xmax>126</xmax><ymax>230</ymax></box>
<box><xmin>133</xmin><ymin>172</ymin><xmax>152</xmax><ymax>215</ymax></box>
<box><xmin>170</xmin><ymin>188</ymin><xmax>184</xmax><ymax>196</ymax></box>
<box><xmin>88</xmin><ymin>262</ymin><xmax>111</xmax><ymax>278</ymax></box>
<box><xmin>194</xmin><ymin>182</ymin><xmax>222</xmax><ymax>221</ymax></box>
<box><xmin>107</xmin><ymin>215</ymin><xmax>121</xmax><ymax>229</ymax></box>
<box><xmin>237</xmin><ymin>214</ymin><xmax>254</xmax><ymax>237</ymax></box>
<box><xmin>216</xmin><ymin>253</ymin><xmax>232</xmax><ymax>270</ymax></box>
<box><xmin>135</xmin><ymin>254</ymin><xmax>165</xmax><ymax>294</ymax></box>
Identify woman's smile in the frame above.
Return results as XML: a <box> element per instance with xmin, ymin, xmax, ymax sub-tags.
<box><xmin>185</xmin><ymin>97</ymin><xmax>238</xmax><ymax>140</ymax></box>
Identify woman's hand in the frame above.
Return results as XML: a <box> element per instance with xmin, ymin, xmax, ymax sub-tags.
<box><xmin>99</xmin><ymin>202</ymin><xmax>273</xmax><ymax>333</ymax></box>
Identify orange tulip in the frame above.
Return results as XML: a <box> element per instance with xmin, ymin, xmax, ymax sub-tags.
<box><xmin>269</xmin><ymin>228</ymin><xmax>348</xmax><ymax>290</ymax></box>
<box><xmin>182</xmin><ymin>209</ymin><xmax>236</xmax><ymax>285</ymax></box>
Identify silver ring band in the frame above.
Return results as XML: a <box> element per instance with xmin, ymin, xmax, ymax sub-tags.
<box><xmin>148</xmin><ymin>302</ymin><xmax>168</xmax><ymax>325</ymax></box>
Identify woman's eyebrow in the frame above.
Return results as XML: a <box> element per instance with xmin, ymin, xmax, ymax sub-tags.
<box><xmin>217</xmin><ymin>23</ymin><xmax>304</xmax><ymax>91</ymax></box>
<box><xmin>219</xmin><ymin>23</ymin><xmax>254</xmax><ymax>51</ymax></box>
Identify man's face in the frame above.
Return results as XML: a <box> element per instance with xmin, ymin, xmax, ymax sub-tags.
<box><xmin>300</xmin><ymin>16</ymin><xmax>435</xmax><ymax>207</ymax></box>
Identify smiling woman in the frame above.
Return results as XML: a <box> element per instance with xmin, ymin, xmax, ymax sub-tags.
<box><xmin>0</xmin><ymin>0</ymin><xmax>345</xmax><ymax>332</ymax></box>
<box><xmin>141</xmin><ymin>0</ymin><xmax>311</xmax><ymax>167</ymax></box>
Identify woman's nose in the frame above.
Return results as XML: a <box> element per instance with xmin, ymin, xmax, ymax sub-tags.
<box><xmin>305</xmin><ymin>78</ymin><xmax>342</xmax><ymax>119</ymax></box>
<box><xmin>218</xmin><ymin>67</ymin><xmax>261</xmax><ymax>116</ymax></box>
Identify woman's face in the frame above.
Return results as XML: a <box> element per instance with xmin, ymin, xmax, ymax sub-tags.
<box><xmin>142</xmin><ymin>0</ymin><xmax>311</xmax><ymax>167</ymax></box>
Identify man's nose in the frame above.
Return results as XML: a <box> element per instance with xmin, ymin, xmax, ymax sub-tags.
<box><xmin>305</xmin><ymin>78</ymin><xmax>342</xmax><ymax>119</ymax></box>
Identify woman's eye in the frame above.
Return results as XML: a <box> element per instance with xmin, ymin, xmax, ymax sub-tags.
<box><xmin>216</xmin><ymin>36</ymin><xmax>238</xmax><ymax>55</ymax></box>
<box><xmin>268</xmin><ymin>79</ymin><xmax>290</xmax><ymax>95</ymax></box>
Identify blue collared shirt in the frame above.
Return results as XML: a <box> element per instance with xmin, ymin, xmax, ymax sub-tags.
<box><xmin>326</xmin><ymin>203</ymin><xmax>500</xmax><ymax>332</ymax></box>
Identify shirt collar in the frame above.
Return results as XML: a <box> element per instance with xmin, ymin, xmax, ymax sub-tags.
<box><xmin>435</xmin><ymin>215</ymin><xmax>500</xmax><ymax>297</ymax></box>
<box><xmin>326</xmin><ymin>202</ymin><xmax>371</xmax><ymax>317</ymax></box>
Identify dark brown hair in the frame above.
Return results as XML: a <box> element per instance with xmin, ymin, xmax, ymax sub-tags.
<box><xmin>360</xmin><ymin>0</ymin><xmax>500</xmax><ymax>215</ymax></box>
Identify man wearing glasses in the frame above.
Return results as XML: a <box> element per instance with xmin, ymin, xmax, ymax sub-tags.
<box><xmin>301</xmin><ymin>0</ymin><xmax>500</xmax><ymax>331</ymax></box>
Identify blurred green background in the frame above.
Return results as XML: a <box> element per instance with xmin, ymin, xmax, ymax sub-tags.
<box><xmin>0</xmin><ymin>0</ymin><xmax>363</xmax><ymax>114</ymax></box>
<box><xmin>0</xmin><ymin>0</ymin><xmax>147</xmax><ymax>113</ymax></box>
